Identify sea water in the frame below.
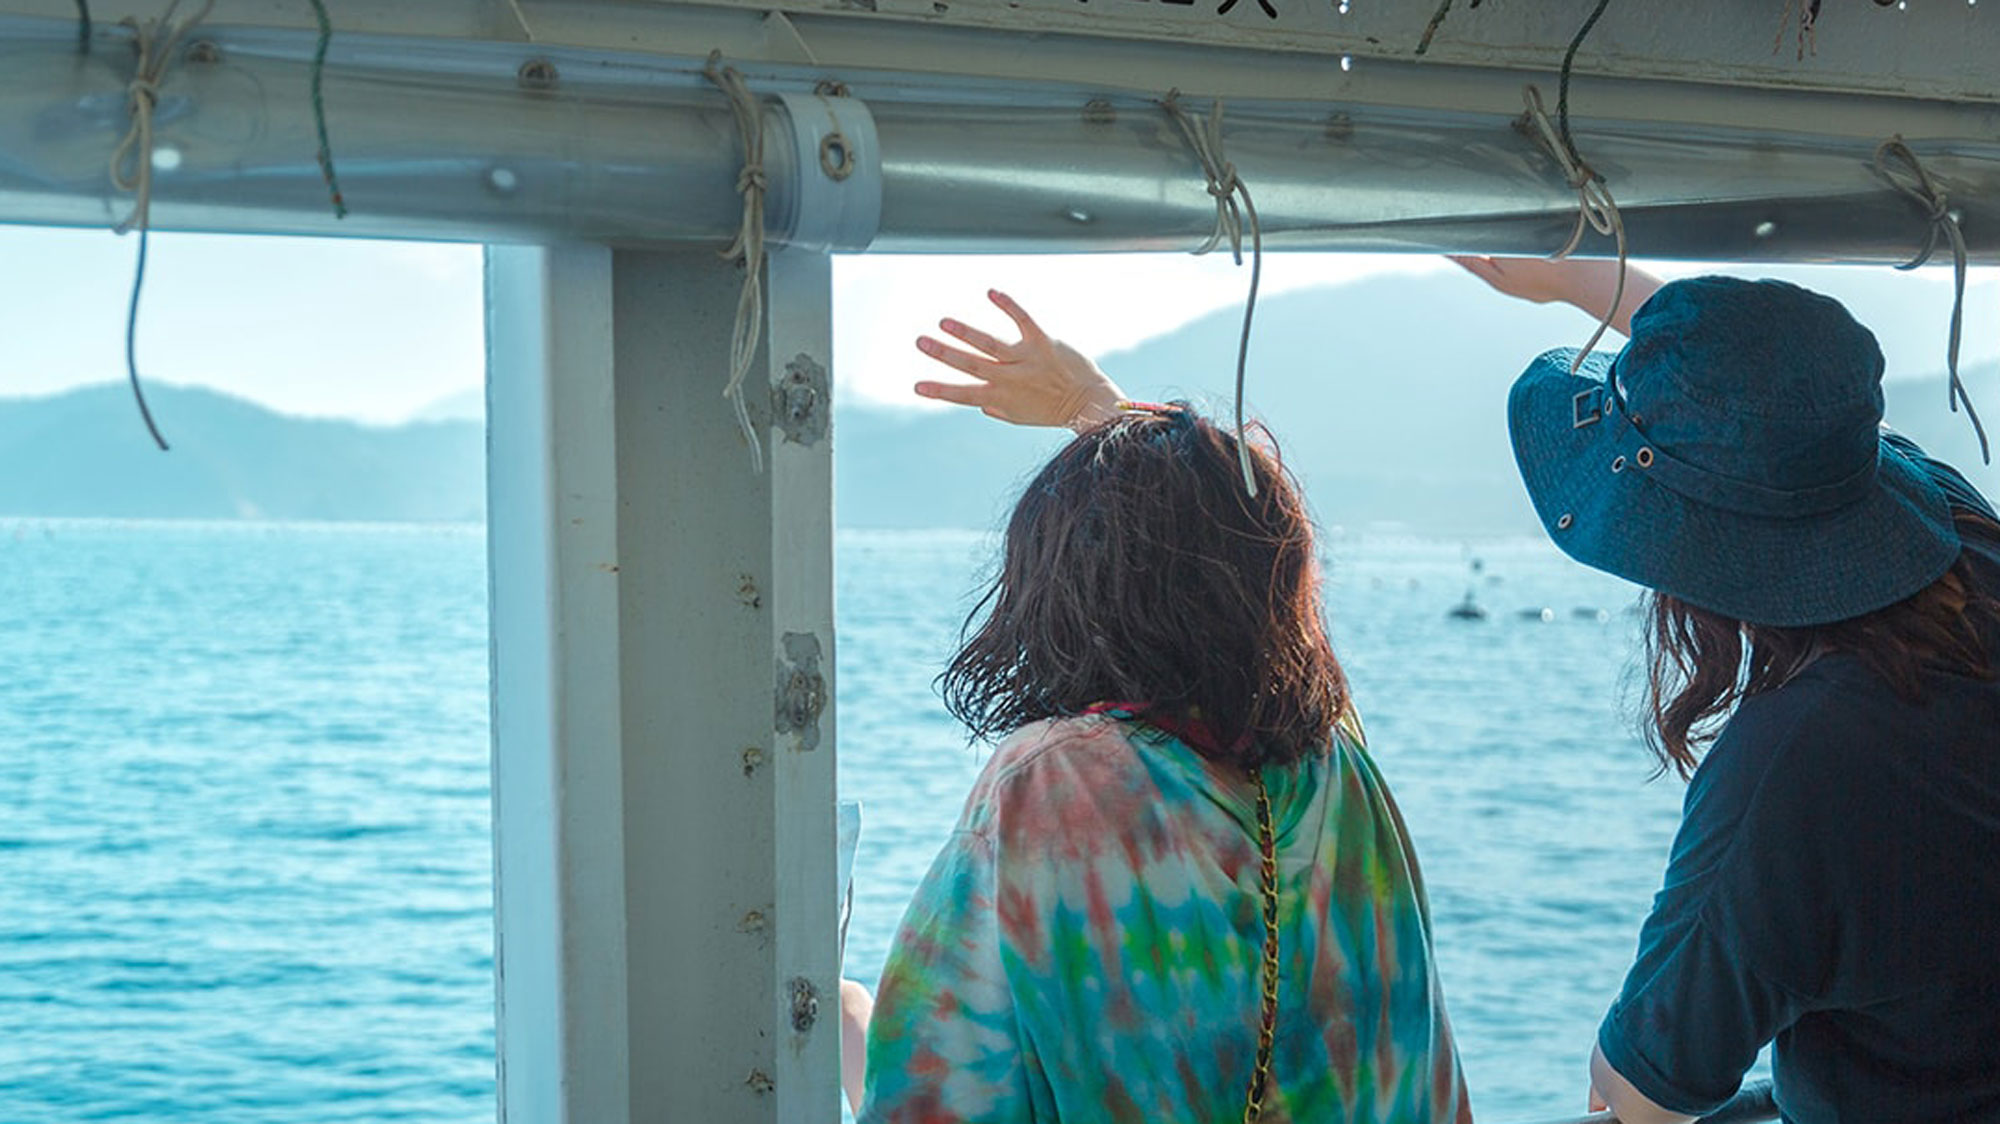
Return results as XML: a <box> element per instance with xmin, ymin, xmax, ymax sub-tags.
<box><xmin>2</xmin><ymin>522</ymin><xmax>1694</xmax><ymax>1122</ymax></box>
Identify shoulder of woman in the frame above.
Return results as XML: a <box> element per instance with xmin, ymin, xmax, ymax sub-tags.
<box><xmin>971</xmin><ymin>715</ymin><xmax>1142</xmax><ymax>794</ymax></box>
<box><xmin>959</xmin><ymin>716</ymin><xmax>1192</xmax><ymax>853</ymax></box>
<box><xmin>1710</xmin><ymin>671</ymin><xmax>1842</xmax><ymax>757</ymax></box>
<box><xmin>1695</xmin><ymin>671</ymin><xmax>1872</xmax><ymax>821</ymax></box>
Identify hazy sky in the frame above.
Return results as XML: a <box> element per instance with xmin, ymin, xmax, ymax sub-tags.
<box><xmin>3</xmin><ymin>224</ymin><xmax>1995</xmax><ymax>423</ymax></box>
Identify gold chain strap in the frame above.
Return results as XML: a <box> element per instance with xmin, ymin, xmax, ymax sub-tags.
<box><xmin>1242</xmin><ymin>770</ymin><xmax>1281</xmax><ymax>1124</ymax></box>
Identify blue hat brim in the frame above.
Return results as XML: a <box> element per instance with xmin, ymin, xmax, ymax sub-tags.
<box><xmin>1507</xmin><ymin>348</ymin><xmax>1961</xmax><ymax>627</ymax></box>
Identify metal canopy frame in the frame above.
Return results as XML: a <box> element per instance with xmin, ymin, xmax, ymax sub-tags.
<box><xmin>5</xmin><ymin>2</ymin><xmax>1997</xmax><ymax>1121</ymax></box>
<box><xmin>3</xmin><ymin>3</ymin><xmax>1999</xmax><ymax>258</ymax></box>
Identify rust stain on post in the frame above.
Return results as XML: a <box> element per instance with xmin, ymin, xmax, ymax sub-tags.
<box><xmin>772</xmin><ymin>354</ymin><xmax>829</xmax><ymax>447</ymax></box>
<box><xmin>775</xmin><ymin>632</ymin><xmax>826</xmax><ymax>751</ymax></box>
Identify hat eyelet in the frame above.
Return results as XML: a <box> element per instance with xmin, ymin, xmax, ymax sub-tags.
<box><xmin>1556</xmin><ymin>513</ymin><xmax>1574</xmax><ymax>531</ymax></box>
<box><xmin>1610</xmin><ymin>455</ymin><xmax>1626</xmax><ymax>474</ymax></box>
<box><xmin>1635</xmin><ymin>447</ymin><xmax>1655</xmax><ymax>469</ymax></box>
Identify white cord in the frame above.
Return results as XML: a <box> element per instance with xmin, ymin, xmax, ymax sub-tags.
<box><xmin>1520</xmin><ymin>84</ymin><xmax>1626</xmax><ymax>372</ymax></box>
<box><xmin>1161</xmin><ymin>91</ymin><xmax>1264</xmax><ymax>498</ymax></box>
<box><xmin>110</xmin><ymin>0</ymin><xmax>216</xmax><ymax>234</ymax></box>
<box><xmin>706</xmin><ymin>52</ymin><xmax>771</xmax><ymax>473</ymax></box>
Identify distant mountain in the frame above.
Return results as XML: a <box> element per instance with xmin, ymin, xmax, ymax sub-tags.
<box><xmin>834</xmin><ymin>271</ymin><xmax>1583</xmax><ymax>532</ymax></box>
<box><xmin>410</xmin><ymin>387</ymin><xmax>484</xmax><ymax>424</ymax></box>
<box><xmin>837</xmin><ymin>269</ymin><xmax>2000</xmax><ymax>533</ymax></box>
<box><xmin>1085</xmin><ymin>271</ymin><xmax>1580</xmax><ymax>534</ymax></box>
<box><xmin>7</xmin><ymin>271</ymin><xmax>1996</xmax><ymax>531</ymax></box>
<box><xmin>834</xmin><ymin>407</ymin><xmax>1069</xmax><ymax>531</ymax></box>
<box><xmin>0</xmin><ymin>384</ymin><xmax>483</xmax><ymax>522</ymax></box>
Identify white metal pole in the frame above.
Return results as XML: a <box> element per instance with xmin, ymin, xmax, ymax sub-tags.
<box><xmin>486</xmin><ymin>242</ymin><xmax>839</xmax><ymax>1122</ymax></box>
<box><xmin>485</xmin><ymin>243</ymin><xmax>633</xmax><ymax>1123</ymax></box>
<box><xmin>764</xmin><ymin>249</ymin><xmax>841</xmax><ymax>1124</ymax></box>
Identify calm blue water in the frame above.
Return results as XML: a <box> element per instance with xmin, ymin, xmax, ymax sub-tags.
<box><xmin>3</xmin><ymin>521</ymin><xmax>1697</xmax><ymax>1122</ymax></box>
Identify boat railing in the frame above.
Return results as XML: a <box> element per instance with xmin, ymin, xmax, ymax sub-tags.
<box><xmin>1507</xmin><ymin>1080</ymin><xmax>1777</xmax><ymax>1124</ymax></box>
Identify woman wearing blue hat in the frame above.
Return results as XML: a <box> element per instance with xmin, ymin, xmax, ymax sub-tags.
<box><xmin>915</xmin><ymin>265</ymin><xmax>2000</xmax><ymax>1124</ymax></box>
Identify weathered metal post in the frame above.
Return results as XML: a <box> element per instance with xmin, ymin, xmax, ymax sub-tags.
<box><xmin>486</xmin><ymin>244</ymin><xmax>839</xmax><ymax>1123</ymax></box>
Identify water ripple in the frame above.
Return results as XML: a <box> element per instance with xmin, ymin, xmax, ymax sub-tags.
<box><xmin>5</xmin><ymin>523</ymin><xmax>1710</xmax><ymax>1122</ymax></box>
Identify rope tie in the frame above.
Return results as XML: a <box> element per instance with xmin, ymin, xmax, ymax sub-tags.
<box><xmin>1160</xmin><ymin>91</ymin><xmax>1263</xmax><ymax>496</ymax></box>
<box><xmin>1774</xmin><ymin>0</ymin><xmax>1823</xmax><ymax>59</ymax></box>
<box><xmin>1518</xmin><ymin>84</ymin><xmax>1626</xmax><ymax>370</ymax></box>
<box><xmin>307</xmin><ymin>0</ymin><xmax>347</xmax><ymax>219</ymax></box>
<box><xmin>109</xmin><ymin>0</ymin><xmax>216</xmax><ymax>451</ymax></box>
<box><xmin>706</xmin><ymin>51</ymin><xmax>771</xmax><ymax>473</ymax></box>
<box><xmin>109</xmin><ymin>70</ymin><xmax>163</xmax><ymax>233</ymax></box>
<box><xmin>1874</xmin><ymin>137</ymin><xmax>1990</xmax><ymax>464</ymax></box>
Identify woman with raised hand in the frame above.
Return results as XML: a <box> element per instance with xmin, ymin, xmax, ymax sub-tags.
<box><xmin>1453</xmin><ymin>256</ymin><xmax>2000</xmax><ymax>1124</ymax></box>
<box><xmin>843</xmin><ymin>339</ymin><xmax>1472</xmax><ymax>1123</ymax></box>
<box><xmin>904</xmin><ymin>268</ymin><xmax>2000</xmax><ymax>1122</ymax></box>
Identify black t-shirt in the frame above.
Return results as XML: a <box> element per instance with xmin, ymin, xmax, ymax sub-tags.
<box><xmin>1597</xmin><ymin>446</ymin><xmax>2000</xmax><ymax>1124</ymax></box>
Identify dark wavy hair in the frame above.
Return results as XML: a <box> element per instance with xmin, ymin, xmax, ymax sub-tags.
<box><xmin>1644</xmin><ymin>511</ymin><xmax>2000</xmax><ymax>777</ymax></box>
<box><xmin>938</xmin><ymin>406</ymin><xmax>1347</xmax><ymax>769</ymax></box>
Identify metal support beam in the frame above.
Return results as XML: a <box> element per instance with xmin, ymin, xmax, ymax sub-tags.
<box><xmin>486</xmin><ymin>243</ymin><xmax>632</xmax><ymax>1124</ymax></box>
<box><xmin>6</xmin><ymin>9</ymin><xmax>2000</xmax><ymax>260</ymax></box>
<box><xmin>486</xmin><ymin>244</ymin><xmax>839</xmax><ymax>1122</ymax></box>
<box><xmin>15</xmin><ymin>0</ymin><xmax>1999</xmax><ymax>106</ymax></box>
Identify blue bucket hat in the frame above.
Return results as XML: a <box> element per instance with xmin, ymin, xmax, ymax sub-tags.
<box><xmin>1507</xmin><ymin>276</ymin><xmax>1961</xmax><ymax>627</ymax></box>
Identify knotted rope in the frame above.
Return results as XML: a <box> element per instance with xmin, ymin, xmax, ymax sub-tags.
<box><xmin>706</xmin><ymin>52</ymin><xmax>770</xmax><ymax>473</ymax></box>
<box><xmin>1519</xmin><ymin>84</ymin><xmax>1626</xmax><ymax>370</ymax></box>
<box><xmin>1160</xmin><ymin>91</ymin><xmax>1263</xmax><ymax>497</ymax></box>
<box><xmin>1773</xmin><ymin>0</ymin><xmax>1823</xmax><ymax>60</ymax></box>
<box><xmin>1874</xmin><ymin>136</ymin><xmax>1990</xmax><ymax>464</ymax></box>
<box><xmin>109</xmin><ymin>0</ymin><xmax>216</xmax><ymax>451</ymax></box>
<box><xmin>111</xmin><ymin>0</ymin><xmax>213</xmax><ymax>236</ymax></box>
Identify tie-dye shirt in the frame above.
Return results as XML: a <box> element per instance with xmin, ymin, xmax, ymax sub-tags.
<box><xmin>860</xmin><ymin>712</ymin><xmax>1471</xmax><ymax>1124</ymax></box>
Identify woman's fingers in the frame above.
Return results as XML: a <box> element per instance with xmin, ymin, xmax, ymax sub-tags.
<box><xmin>1449</xmin><ymin>254</ymin><xmax>1506</xmax><ymax>286</ymax></box>
<box><xmin>986</xmin><ymin>290</ymin><xmax>1044</xmax><ymax>340</ymax></box>
<box><xmin>913</xmin><ymin>379</ymin><xmax>992</xmax><ymax>408</ymax></box>
<box><xmin>915</xmin><ymin>336</ymin><xmax>1002</xmax><ymax>380</ymax></box>
<box><xmin>938</xmin><ymin>317</ymin><xmax>1009</xmax><ymax>360</ymax></box>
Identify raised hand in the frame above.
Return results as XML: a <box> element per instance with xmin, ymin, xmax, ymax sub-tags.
<box><xmin>1449</xmin><ymin>256</ymin><xmax>1664</xmax><ymax>339</ymax></box>
<box><xmin>914</xmin><ymin>290</ymin><xmax>1125</xmax><ymax>429</ymax></box>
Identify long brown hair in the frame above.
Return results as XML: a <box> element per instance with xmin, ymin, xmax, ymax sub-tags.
<box><xmin>1644</xmin><ymin>511</ymin><xmax>2000</xmax><ymax>777</ymax></box>
<box><xmin>939</xmin><ymin>406</ymin><xmax>1347</xmax><ymax>768</ymax></box>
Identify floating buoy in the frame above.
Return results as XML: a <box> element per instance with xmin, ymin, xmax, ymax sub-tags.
<box><xmin>1447</xmin><ymin>591</ymin><xmax>1488</xmax><ymax>620</ymax></box>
